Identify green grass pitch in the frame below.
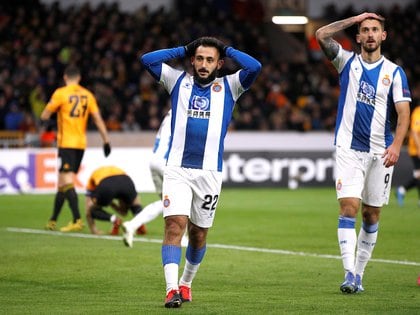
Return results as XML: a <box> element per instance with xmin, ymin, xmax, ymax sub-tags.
<box><xmin>1</xmin><ymin>187</ymin><xmax>419</xmax><ymax>314</ymax></box>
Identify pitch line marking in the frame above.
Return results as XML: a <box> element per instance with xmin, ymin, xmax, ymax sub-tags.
<box><xmin>6</xmin><ymin>227</ymin><xmax>420</xmax><ymax>267</ymax></box>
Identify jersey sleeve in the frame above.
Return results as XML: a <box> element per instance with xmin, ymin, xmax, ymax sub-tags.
<box><xmin>87</xmin><ymin>91</ymin><xmax>99</xmax><ymax>114</ymax></box>
<box><xmin>45</xmin><ymin>89</ymin><xmax>63</xmax><ymax>112</ymax></box>
<box><xmin>226</xmin><ymin>71</ymin><xmax>245</xmax><ymax>101</ymax></box>
<box><xmin>332</xmin><ymin>45</ymin><xmax>354</xmax><ymax>73</ymax></box>
<box><xmin>392</xmin><ymin>67</ymin><xmax>412</xmax><ymax>104</ymax></box>
<box><xmin>141</xmin><ymin>47</ymin><xmax>186</xmax><ymax>81</ymax></box>
<box><xmin>160</xmin><ymin>64</ymin><xmax>185</xmax><ymax>94</ymax></box>
<box><xmin>225</xmin><ymin>47</ymin><xmax>261</xmax><ymax>90</ymax></box>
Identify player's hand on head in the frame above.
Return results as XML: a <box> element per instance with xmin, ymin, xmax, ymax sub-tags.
<box><xmin>184</xmin><ymin>39</ymin><xmax>201</xmax><ymax>56</ymax></box>
<box><xmin>215</xmin><ymin>38</ymin><xmax>228</xmax><ymax>57</ymax></box>
<box><xmin>103</xmin><ymin>142</ymin><xmax>111</xmax><ymax>157</ymax></box>
<box><xmin>356</xmin><ymin>12</ymin><xmax>385</xmax><ymax>23</ymax></box>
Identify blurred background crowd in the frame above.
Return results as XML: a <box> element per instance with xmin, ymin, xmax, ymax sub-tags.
<box><xmin>0</xmin><ymin>0</ymin><xmax>418</xmax><ymax>146</ymax></box>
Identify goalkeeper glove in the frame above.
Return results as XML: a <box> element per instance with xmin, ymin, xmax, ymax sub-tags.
<box><xmin>103</xmin><ymin>142</ymin><xmax>111</xmax><ymax>157</ymax></box>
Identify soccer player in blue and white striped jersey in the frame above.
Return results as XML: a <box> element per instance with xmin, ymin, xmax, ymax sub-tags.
<box><xmin>141</xmin><ymin>37</ymin><xmax>261</xmax><ymax>307</ymax></box>
<box><xmin>316</xmin><ymin>13</ymin><xmax>411</xmax><ymax>294</ymax></box>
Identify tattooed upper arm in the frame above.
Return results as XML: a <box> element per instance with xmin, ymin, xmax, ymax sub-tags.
<box><xmin>319</xmin><ymin>38</ymin><xmax>340</xmax><ymax>61</ymax></box>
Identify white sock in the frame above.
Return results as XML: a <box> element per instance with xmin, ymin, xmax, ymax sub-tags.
<box><xmin>164</xmin><ymin>263</ymin><xmax>179</xmax><ymax>293</ymax></box>
<box><xmin>397</xmin><ymin>186</ymin><xmax>406</xmax><ymax>195</ymax></box>
<box><xmin>129</xmin><ymin>200</ymin><xmax>163</xmax><ymax>230</ymax></box>
<box><xmin>110</xmin><ymin>214</ymin><xmax>116</xmax><ymax>223</ymax></box>
<box><xmin>179</xmin><ymin>260</ymin><xmax>200</xmax><ymax>287</ymax></box>
<box><xmin>355</xmin><ymin>228</ymin><xmax>378</xmax><ymax>277</ymax></box>
<box><xmin>338</xmin><ymin>228</ymin><xmax>357</xmax><ymax>274</ymax></box>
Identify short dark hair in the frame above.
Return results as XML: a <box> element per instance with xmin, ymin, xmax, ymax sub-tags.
<box><xmin>64</xmin><ymin>65</ymin><xmax>81</xmax><ymax>78</ymax></box>
<box><xmin>194</xmin><ymin>37</ymin><xmax>226</xmax><ymax>58</ymax></box>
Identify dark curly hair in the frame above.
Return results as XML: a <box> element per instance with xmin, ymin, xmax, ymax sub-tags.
<box><xmin>189</xmin><ymin>36</ymin><xmax>226</xmax><ymax>58</ymax></box>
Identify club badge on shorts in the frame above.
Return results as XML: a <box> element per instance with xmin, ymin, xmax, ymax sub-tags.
<box><xmin>163</xmin><ymin>195</ymin><xmax>170</xmax><ymax>208</ymax></box>
<box><xmin>336</xmin><ymin>179</ymin><xmax>342</xmax><ymax>191</ymax></box>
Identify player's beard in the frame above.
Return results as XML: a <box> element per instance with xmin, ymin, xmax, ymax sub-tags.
<box><xmin>362</xmin><ymin>39</ymin><xmax>381</xmax><ymax>53</ymax></box>
<box><xmin>193</xmin><ymin>67</ymin><xmax>218</xmax><ymax>85</ymax></box>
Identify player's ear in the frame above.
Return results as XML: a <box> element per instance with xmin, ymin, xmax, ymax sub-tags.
<box><xmin>217</xmin><ymin>59</ymin><xmax>224</xmax><ymax>69</ymax></box>
<box><xmin>190</xmin><ymin>56</ymin><xmax>194</xmax><ymax>65</ymax></box>
<box><xmin>356</xmin><ymin>34</ymin><xmax>361</xmax><ymax>44</ymax></box>
<box><xmin>382</xmin><ymin>30</ymin><xmax>387</xmax><ymax>41</ymax></box>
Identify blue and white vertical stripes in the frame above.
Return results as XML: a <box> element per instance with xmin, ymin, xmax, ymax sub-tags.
<box><xmin>141</xmin><ymin>45</ymin><xmax>261</xmax><ymax>171</ymax></box>
<box><xmin>332</xmin><ymin>45</ymin><xmax>411</xmax><ymax>153</ymax></box>
<box><xmin>152</xmin><ymin>109</ymin><xmax>172</xmax><ymax>161</ymax></box>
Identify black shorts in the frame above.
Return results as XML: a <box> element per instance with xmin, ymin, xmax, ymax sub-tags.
<box><xmin>411</xmin><ymin>156</ymin><xmax>420</xmax><ymax>170</ymax></box>
<box><xmin>58</xmin><ymin>148</ymin><xmax>84</xmax><ymax>173</ymax></box>
<box><xmin>91</xmin><ymin>175</ymin><xmax>137</xmax><ymax>206</ymax></box>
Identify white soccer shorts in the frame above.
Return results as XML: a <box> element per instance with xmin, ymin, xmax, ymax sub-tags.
<box><xmin>162</xmin><ymin>165</ymin><xmax>223</xmax><ymax>228</ymax></box>
<box><xmin>335</xmin><ymin>146</ymin><xmax>393</xmax><ymax>207</ymax></box>
<box><xmin>150</xmin><ymin>166</ymin><xmax>164</xmax><ymax>195</ymax></box>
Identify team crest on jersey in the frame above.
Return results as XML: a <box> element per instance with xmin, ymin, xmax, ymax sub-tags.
<box><xmin>382</xmin><ymin>75</ymin><xmax>391</xmax><ymax>86</ymax></box>
<box><xmin>191</xmin><ymin>95</ymin><xmax>210</xmax><ymax>110</ymax></box>
<box><xmin>357</xmin><ymin>80</ymin><xmax>376</xmax><ymax>106</ymax></box>
<box><xmin>163</xmin><ymin>195</ymin><xmax>170</xmax><ymax>208</ymax></box>
<box><xmin>212</xmin><ymin>83</ymin><xmax>222</xmax><ymax>92</ymax></box>
<box><xmin>189</xmin><ymin>95</ymin><xmax>211</xmax><ymax>119</ymax></box>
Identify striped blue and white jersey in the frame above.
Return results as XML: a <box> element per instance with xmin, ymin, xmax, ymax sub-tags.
<box><xmin>150</xmin><ymin>109</ymin><xmax>172</xmax><ymax>172</ymax></box>
<box><xmin>332</xmin><ymin>45</ymin><xmax>411</xmax><ymax>153</ymax></box>
<box><xmin>142</xmin><ymin>46</ymin><xmax>261</xmax><ymax>171</ymax></box>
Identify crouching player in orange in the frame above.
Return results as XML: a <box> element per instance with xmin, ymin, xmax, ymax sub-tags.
<box><xmin>85</xmin><ymin>165</ymin><xmax>146</xmax><ymax>235</ymax></box>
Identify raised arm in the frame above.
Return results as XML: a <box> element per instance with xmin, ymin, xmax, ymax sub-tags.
<box><xmin>226</xmin><ymin>47</ymin><xmax>262</xmax><ymax>90</ymax></box>
<box><xmin>140</xmin><ymin>47</ymin><xmax>186</xmax><ymax>81</ymax></box>
<box><xmin>315</xmin><ymin>12</ymin><xmax>383</xmax><ymax>60</ymax></box>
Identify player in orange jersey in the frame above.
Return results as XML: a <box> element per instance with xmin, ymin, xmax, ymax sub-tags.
<box><xmin>396</xmin><ymin>103</ymin><xmax>420</xmax><ymax>206</ymax></box>
<box><xmin>85</xmin><ymin>165</ymin><xmax>146</xmax><ymax>235</ymax></box>
<box><xmin>41</xmin><ymin>65</ymin><xmax>111</xmax><ymax>232</ymax></box>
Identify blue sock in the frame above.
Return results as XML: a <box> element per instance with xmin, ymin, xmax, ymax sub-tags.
<box><xmin>362</xmin><ymin>221</ymin><xmax>378</xmax><ymax>233</ymax></box>
<box><xmin>162</xmin><ymin>245</ymin><xmax>182</xmax><ymax>266</ymax></box>
<box><xmin>338</xmin><ymin>215</ymin><xmax>356</xmax><ymax>228</ymax></box>
<box><xmin>186</xmin><ymin>244</ymin><xmax>206</xmax><ymax>265</ymax></box>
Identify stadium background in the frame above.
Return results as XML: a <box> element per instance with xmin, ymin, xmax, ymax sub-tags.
<box><xmin>0</xmin><ymin>0</ymin><xmax>417</xmax><ymax>192</ymax></box>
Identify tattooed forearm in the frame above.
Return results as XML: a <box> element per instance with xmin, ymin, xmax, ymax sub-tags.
<box><xmin>319</xmin><ymin>38</ymin><xmax>340</xmax><ymax>60</ymax></box>
<box><xmin>315</xmin><ymin>16</ymin><xmax>358</xmax><ymax>60</ymax></box>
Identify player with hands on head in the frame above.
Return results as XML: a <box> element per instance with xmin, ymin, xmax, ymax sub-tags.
<box><xmin>316</xmin><ymin>12</ymin><xmax>411</xmax><ymax>293</ymax></box>
<box><xmin>42</xmin><ymin>65</ymin><xmax>111</xmax><ymax>232</ymax></box>
<box><xmin>141</xmin><ymin>36</ymin><xmax>261</xmax><ymax>308</ymax></box>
